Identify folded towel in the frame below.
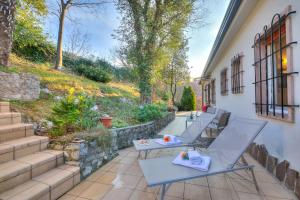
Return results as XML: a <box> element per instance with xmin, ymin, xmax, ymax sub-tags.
<box><xmin>188</xmin><ymin>150</ymin><xmax>203</xmax><ymax>162</ymax></box>
<box><xmin>155</xmin><ymin>135</ymin><xmax>182</xmax><ymax>146</ymax></box>
<box><xmin>172</xmin><ymin>151</ymin><xmax>211</xmax><ymax>171</ymax></box>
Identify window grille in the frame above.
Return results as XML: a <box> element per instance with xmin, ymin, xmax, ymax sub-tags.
<box><xmin>211</xmin><ymin>79</ymin><xmax>216</xmax><ymax>104</ymax></box>
<box><xmin>205</xmin><ymin>84</ymin><xmax>211</xmax><ymax>105</ymax></box>
<box><xmin>231</xmin><ymin>54</ymin><xmax>244</xmax><ymax>94</ymax></box>
<box><xmin>252</xmin><ymin>11</ymin><xmax>298</xmax><ymax>119</ymax></box>
<box><xmin>220</xmin><ymin>68</ymin><xmax>228</xmax><ymax>96</ymax></box>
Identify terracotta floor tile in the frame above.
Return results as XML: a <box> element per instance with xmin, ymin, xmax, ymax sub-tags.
<box><xmin>129</xmin><ymin>190</ymin><xmax>156</xmax><ymax>200</ymax></box>
<box><xmin>120</xmin><ymin>157</ymin><xmax>139</xmax><ymax>165</ymax></box>
<box><xmin>67</xmin><ymin>181</ymin><xmax>93</xmax><ymax>196</ymax></box>
<box><xmin>136</xmin><ymin>177</ymin><xmax>160</xmax><ymax>194</ymax></box>
<box><xmin>237</xmin><ymin>192</ymin><xmax>264</xmax><ymax>200</ymax></box>
<box><xmin>183</xmin><ymin>183</ymin><xmax>210</xmax><ymax>200</ymax></box>
<box><xmin>124</xmin><ymin>165</ymin><xmax>143</xmax><ymax>177</ymax></box>
<box><xmin>210</xmin><ymin>188</ymin><xmax>239</xmax><ymax>200</ymax></box>
<box><xmin>112</xmin><ymin>174</ymin><xmax>141</xmax><ymax>189</ymax></box>
<box><xmin>95</xmin><ymin>172</ymin><xmax>119</xmax><ymax>185</ymax></box>
<box><xmin>102</xmin><ymin>188</ymin><xmax>133</xmax><ymax>200</ymax></box>
<box><xmin>86</xmin><ymin>170</ymin><xmax>107</xmax><ymax>182</ymax></box>
<box><xmin>109</xmin><ymin>163</ymin><xmax>131</xmax><ymax>174</ymax></box>
<box><xmin>185</xmin><ymin>177</ymin><xmax>208</xmax><ymax>187</ymax></box>
<box><xmin>163</xmin><ymin>182</ymin><xmax>185</xmax><ymax>198</ymax></box>
<box><xmin>259</xmin><ymin>182</ymin><xmax>298</xmax><ymax>199</ymax></box>
<box><xmin>78</xmin><ymin>182</ymin><xmax>112</xmax><ymax>200</ymax></box>
<box><xmin>207</xmin><ymin>175</ymin><xmax>232</xmax><ymax>190</ymax></box>
<box><xmin>230</xmin><ymin>177</ymin><xmax>259</xmax><ymax>194</ymax></box>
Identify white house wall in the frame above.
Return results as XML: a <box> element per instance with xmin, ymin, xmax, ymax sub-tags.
<box><xmin>209</xmin><ymin>0</ymin><xmax>300</xmax><ymax>170</ymax></box>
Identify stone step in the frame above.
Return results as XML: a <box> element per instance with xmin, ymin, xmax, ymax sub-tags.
<box><xmin>0</xmin><ymin>150</ymin><xmax>64</xmax><ymax>193</ymax></box>
<box><xmin>0</xmin><ymin>123</ymin><xmax>34</xmax><ymax>142</ymax></box>
<box><xmin>0</xmin><ymin>113</ymin><xmax>22</xmax><ymax>126</ymax></box>
<box><xmin>0</xmin><ymin>136</ymin><xmax>49</xmax><ymax>163</ymax></box>
<box><xmin>0</xmin><ymin>102</ymin><xmax>10</xmax><ymax>113</ymax></box>
<box><xmin>0</xmin><ymin>165</ymin><xmax>80</xmax><ymax>200</ymax></box>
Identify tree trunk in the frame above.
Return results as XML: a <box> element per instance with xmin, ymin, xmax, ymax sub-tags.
<box><xmin>55</xmin><ymin>5</ymin><xmax>67</xmax><ymax>69</ymax></box>
<box><xmin>0</xmin><ymin>0</ymin><xmax>16</xmax><ymax>67</ymax></box>
<box><xmin>138</xmin><ymin>60</ymin><xmax>152</xmax><ymax>104</ymax></box>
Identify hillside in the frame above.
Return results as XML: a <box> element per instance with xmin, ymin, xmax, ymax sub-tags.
<box><xmin>0</xmin><ymin>55</ymin><xmax>140</xmax><ymax>127</ymax></box>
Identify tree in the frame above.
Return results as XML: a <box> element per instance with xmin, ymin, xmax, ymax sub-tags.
<box><xmin>51</xmin><ymin>0</ymin><xmax>107</xmax><ymax>69</ymax></box>
<box><xmin>0</xmin><ymin>0</ymin><xmax>16</xmax><ymax>66</ymax></box>
<box><xmin>0</xmin><ymin>0</ymin><xmax>47</xmax><ymax>66</ymax></box>
<box><xmin>65</xmin><ymin>28</ymin><xmax>90</xmax><ymax>57</ymax></box>
<box><xmin>13</xmin><ymin>0</ymin><xmax>55</xmax><ymax>62</ymax></box>
<box><xmin>180</xmin><ymin>86</ymin><xmax>196</xmax><ymax>111</ymax></box>
<box><xmin>115</xmin><ymin>0</ymin><xmax>202</xmax><ymax>103</ymax></box>
<box><xmin>162</xmin><ymin>40</ymin><xmax>190</xmax><ymax>105</ymax></box>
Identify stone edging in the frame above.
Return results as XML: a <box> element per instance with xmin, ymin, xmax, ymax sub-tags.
<box><xmin>64</xmin><ymin>112</ymin><xmax>175</xmax><ymax>179</ymax></box>
<box><xmin>247</xmin><ymin>143</ymin><xmax>300</xmax><ymax>199</ymax></box>
<box><xmin>111</xmin><ymin>112</ymin><xmax>176</xmax><ymax>150</ymax></box>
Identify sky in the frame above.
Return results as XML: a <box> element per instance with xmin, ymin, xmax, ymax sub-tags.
<box><xmin>44</xmin><ymin>0</ymin><xmax>230</xmax><ymax>78</ymax></box>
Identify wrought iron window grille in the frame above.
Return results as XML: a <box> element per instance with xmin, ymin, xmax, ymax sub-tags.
<box><xmin>252</xmin><ymin>11</ymin><xmax>299</xmax><ymax>119</ymax></box>
<box><xmin>221</xmin><ymin>68</ymin><xmax>228</xmax><ymax>96</ymax></box>
<box><xmin>231</xmin><ymin>54</ymin><xmax>245</xmax><ymax>94</ymax></box>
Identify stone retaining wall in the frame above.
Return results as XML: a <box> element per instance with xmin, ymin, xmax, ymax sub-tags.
<box><xmin>65</xmin><ymin>112</ymin><xmax>175</xmax><ymax>179</ymax></box>
<box><xmin>0</xmin><ymin>72</ymin><xmax>40</xmax><ymax>100</ymax></box>
<box><xmin>111</xmin><ymin>112</ymin><xmax>176</xmax><ymax>149</ymax></box>
<box><xmin>247</xmin><ymin>143</ymin><xmax>300</xmax><ymax>199</ymax></box>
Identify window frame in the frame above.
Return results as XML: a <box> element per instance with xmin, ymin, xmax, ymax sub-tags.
<box><xmin>211</xmin><ymin>79</ymin><xmax>216</xmax><ymax>105</ymax></box>
<box><xmin>253</xmin><ymin>5</ymin><xmax>297</xmax><ymax>122</ymax></box>
<box><xmin>231</xmin><ymin>54</ymin><xmax>244</xmax><ymax>94</ymax></box>
<box><xmin>220</xmin><ymin>68</ymin><xmax>228</xmax><ymax>96</ymax></box>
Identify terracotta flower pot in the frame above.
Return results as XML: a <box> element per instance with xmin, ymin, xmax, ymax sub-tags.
<box><xmin>100</xmin><ymin>117</ymin><xmax>112</xmax><ymax>128</ymax></box>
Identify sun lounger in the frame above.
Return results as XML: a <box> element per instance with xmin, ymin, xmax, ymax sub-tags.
<box><xmin>138</xmin><ymin>117</ymin><xmax>267</xmax><ymax>200</ymax></box>
<box><xmin>133</xmin><ymin>113</ymin><xmax>215</xmax><ymax>159</ymax></box>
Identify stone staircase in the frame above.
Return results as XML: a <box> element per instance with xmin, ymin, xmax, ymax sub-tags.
<box><xmin>0</xmin><ymin>102</ymin><xmax>80</xmax><ymax>200</ymax></box>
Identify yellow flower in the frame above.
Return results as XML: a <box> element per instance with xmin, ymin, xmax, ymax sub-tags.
<box><xmin>69</xmin><ymin>88</ymin><xmax>75</xmax><ymax>95</ymax></box>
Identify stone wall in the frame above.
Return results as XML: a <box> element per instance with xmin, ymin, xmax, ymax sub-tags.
<box><xmin>111</xmin><ymin>112</ymin><xmax>175</xmax><ymax>149</ymax></box>
<box><xmin>0</xmin><ymin>72</ymin><xmax>40</xmax><ymax>100</ymax></box>
<box><xmin>247</xmin><ymin>143</ymin><xmax>300</xmax><ymax>199</ymax></box>
<box><xmin>64</xmin><ymin>139</ymin><xmax>118</xmax><ymax>179</ymax></box>
<box><xmin>64</xmin><ymin>112</ymin><xmax>175</xmax><ymax>179</ymax></box>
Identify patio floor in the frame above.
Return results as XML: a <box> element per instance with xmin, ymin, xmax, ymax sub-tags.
<box><xmin>60</xmin><ymin>147</ymin><xmax>297</xmax><ymax>200</ymax></box>
<box><xmin>59</xmin><ymin>114</ymin><xmax>298</xmax><ymax>200</ymax></box>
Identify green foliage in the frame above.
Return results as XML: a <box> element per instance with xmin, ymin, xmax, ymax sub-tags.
<box><xmin>63</xmin><ymin>54</ymin><xmax>135</xmax><ymax>83</ymax></box>
<box><xmin>135</xmin><ymin>102</ymin><xmax>168</xmax><ymax>122</ymax></box>
<box><xmin>49</xmin><ymin>88</ymin><xmax>99</xmax><ymax>137</ymax></box>
<box><xmin>76</xmin><ymin>125</ymin><xmax>112</xmax><ymax>150</ymax></box>
<box><xmin>179</xmin><ymin>86</ymin><xmax>196</xmax><ymax>111</ymax></box>
<box><xmin>72</xmin><ymin>64</ymin><xmax>112</xmax><ymax>83</ymax></box>
<box><xmin>13</xmin><ymin>2</ymin><xmax>55</xmax><ymax>62</ymax></box>
<box><xmin>112</xmin><ymin>118</ymin><xmax>129</xmax><ymax>128</ymax></box>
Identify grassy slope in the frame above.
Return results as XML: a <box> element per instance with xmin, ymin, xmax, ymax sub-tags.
<box><xmin>0</xmin><ymin>55</ymin><xmax>140</xmax><ymax>126</ymax></box>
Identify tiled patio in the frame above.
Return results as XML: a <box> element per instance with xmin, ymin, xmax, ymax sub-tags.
<box><xmin>60</xmin><ymin>146</ymin><xmax>297</xmax><ymax>200</ymax></box>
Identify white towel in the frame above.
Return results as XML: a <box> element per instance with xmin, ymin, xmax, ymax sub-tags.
<box><xmin>172</xmin><ymin>151</ymin><xmax>211</xmax><ymax>171</ymax></box>
<box><xmin>155</xmin><ymin>135</ymin><xmax>182</xmax><ymax>146</ymax></box>
<box><xmin>188</xmin><ymin>150</ymin><xmax>204</xmax><ymax>165</ymax></box>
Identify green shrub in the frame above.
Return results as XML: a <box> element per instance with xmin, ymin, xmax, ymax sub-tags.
<box><xmin>112</xmin><ymin>118</ymin><xmax>129</xmax><ymax>128</ymax></box>
<box><xmin>135</xmin><ymin>102</ymin><xmax>168</xmax><ymax>122</ymax></box>
<box><xmin>179</xmin><ymin>86</ymin><xmax>196</xmax><ymax>111</ymax></box>
<box><xmin>71</xmin><ymin>64</ymin><xmax>112</xmax><ymax>83</ymax></box>
<box><xmin>49</xmin><ymin>88</ymin><xmax>99</xmax><ymax>137</ymax></box>
<box><xmin>13</xmin><ymin>4</ymin><xmax>55</xmax><ymax>62</ymax></box>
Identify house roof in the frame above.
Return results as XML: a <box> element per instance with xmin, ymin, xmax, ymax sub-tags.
<box><xmin>201</xmin><ymin>0</ymin><xmax>242</xmax><ymax>78</ymax></box>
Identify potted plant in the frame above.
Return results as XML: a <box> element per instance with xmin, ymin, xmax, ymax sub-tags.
<box><xmin>100</xmin><ymin>114</ymin><xmax>112</xmax><ymax>128</ymax></box>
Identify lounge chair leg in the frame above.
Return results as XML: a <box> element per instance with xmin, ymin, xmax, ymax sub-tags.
<box><xmin>241</xmin><ymin>155</ymin><xmax>259</xmax><ymax>192</ymax></box>
<box><xmin>138</xmin><ymin>151</ymin><xmax>141</xmax><ymax>159</ymax></box>
<box><xmin>250</xmin><ymin>168</ymin><xmax>259</xmax><ymax>192</ymax></box>
<box><xmin>160</xmin><ymin>184</ymin><xmax>166</xmax><ymax>200</ymax></box>
<box><xmin>145</xmin><ymin>150</ymin><xmax>148</xmax><ymax>159</ymax></box>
